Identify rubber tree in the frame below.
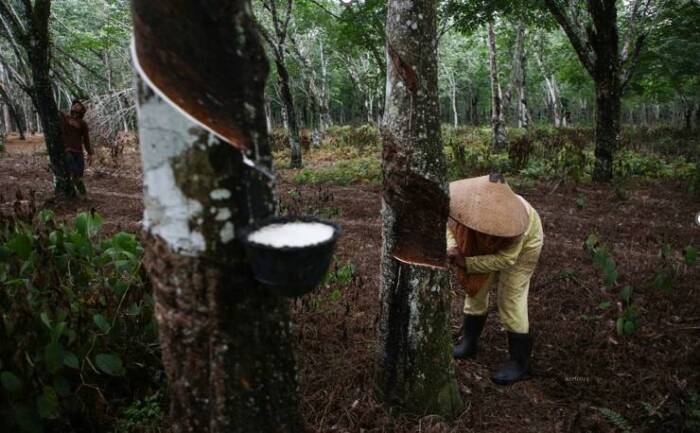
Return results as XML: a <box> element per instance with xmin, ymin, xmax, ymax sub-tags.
<box><xmin>289</xmin><ymin>33</ymin><xmax>332</xmax><ymax>132</ymax></box>
<box><xmin>487</xmin><ymin>19</ymin><xmax>507</xmax><ymax>149</ymax></box>
<box><xmin>376</xmin><ymin>0</ymin><xmax>463</xmax><ymax>418</ymax></box>
<box><xmin>0</xmin><ymin>0</ymin><xmax>71</xmax><ymax>196</ymax></box>
<box><xmin>0</xmin><ymin>83</ymin><xmax>25</xmax><ymax>139</ymax></box>
<box><xmin>131</xmin><ymin>1</ymin><xmax>302</xmax><ymax>432</ymax></box>
<box><xmin>534</xmin><ymin>32</ymin><xmax>565</xmax><ymax>127</ymax></box>
<box><xmin>544</xmin><ymin>0</ymin><xmax>659</xmax><ymax>181</ymax></box>
<box><xmin>510</xmin><ymin>22</ymin><xmax>529</xmax><ymax>129</ymax></box>
<box><xmin>259</xmin><ymin>0</ymin><xmax>303</xmax><ymax>168</ymax></box>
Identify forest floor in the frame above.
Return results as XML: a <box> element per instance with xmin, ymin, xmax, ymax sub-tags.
<box><xmin>2</xmin><ymin>133</ymin><xmax>699</xmax><ymax>433</ymax></box>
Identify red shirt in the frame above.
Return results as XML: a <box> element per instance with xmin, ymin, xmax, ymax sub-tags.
<box><xmin>61</xmin><ymin>113</ymin><xmax>90</xmax><ymax>154</ymax></box>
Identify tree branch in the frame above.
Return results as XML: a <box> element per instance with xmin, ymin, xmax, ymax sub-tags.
<box><xmin>544</xmin><ymin>0</ymin><xmax>596</xmax><ymax>75</ymax></box>
<box><xmin>0</xmin><ymin>0</ymin><xmax>27</xmax><ymax>42</ymax></box>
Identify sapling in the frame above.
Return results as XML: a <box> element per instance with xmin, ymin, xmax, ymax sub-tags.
<box><xmin>583</xmin><ymin>233</ymin><xmax>638</xmax><ymax>336</ymax></box>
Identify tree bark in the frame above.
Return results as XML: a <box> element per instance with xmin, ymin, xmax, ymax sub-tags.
<box><xmin>470</xmin><ymin>94</ymin><xmax>479</xmax><ymax>125</ymax></box>
<box><xmin>513</xmin><ymin>24</ymin><xmax>529</xmax><ymax>129</ymax></box>
<box><xmin>535</xmin><ymin>49</ymin><xmax>563</xmax><ymax>128</ymax></box>
<box><xmin>376</xmin><ymin>0</ymin><xmax>463</xmax><ymax>418</ymax></box>
<box><xmin>276</xmin><ymin>59</ymin><xmax>302</xmax><ymax>167</ymax></box>
<box><xmin>593</xmin><ymin>79</ymin><xmax>620</xmax><ymax>181</ymax></box>
<box><xmin>590</xmin><ymin>1</ymin><xmax>621</xmax><ymax>182</ymax></box>
<box><xmin>318</xmin><ymin>39</ymin><xmax>331</xmax><ymax>130</ymax></box>
<box><xmin>24</xmin><ymin>0</ymin><xmax>72</xmax><ymax>195</ymax></box>
<box><xmin>446</xmin><ymin>69</ymin><xmax>458</xmax><ymax>127</ymax></box>
<box><xmin>132</xmin><ymin>1</ymin><xmax>303</xmax><ymax>431</ymax></box>
<box><xmin>260</xmin><ymin>0</ymin><xmax>302</xmax><ymax>168</ymax></box>
<box><xmin>0</xmin><ymin>85</ymin><xmax>25</xmax><ymax>139</ymax></box>
<box><xmin>487</xmin><ymin>20</ymin><xmax>507</xmax><ymax>149</ymax></box>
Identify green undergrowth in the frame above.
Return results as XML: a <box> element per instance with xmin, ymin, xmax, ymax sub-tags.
<box><xmin>583</xmin><ymin>233</ymin><xmax>696</xmax><ymax>337</ymax></box>
<box><xmin>293</xmin><ymin>157</ymin><xmax>381</xmax><ymax>186</ymax></box>
<box><xmin>276</xmin><ymin>124</ymin><xmax>699</xmax><ymax>191</ymax></box>
<box><xmin>0</xmin><ymin>198</ymin><xmax>163</xmax><ymax>433</ymax></box>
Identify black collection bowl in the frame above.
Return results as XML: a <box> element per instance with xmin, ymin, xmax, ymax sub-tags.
<box><xmin>240</xmin><ymin>215</ymin><xmax>342</xmax><ymax>297</ymax></box>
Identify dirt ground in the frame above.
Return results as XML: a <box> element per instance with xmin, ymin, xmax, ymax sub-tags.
<box><xmin>2</xmin><ymin>134</ymin><xmax>699</xmax><ymax>433</ymax></box>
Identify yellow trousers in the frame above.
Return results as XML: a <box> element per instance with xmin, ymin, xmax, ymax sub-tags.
<box><xmin>463</xmin><ymin>245</ymin><xmax>542</xmax><ymax>333</ymax></box>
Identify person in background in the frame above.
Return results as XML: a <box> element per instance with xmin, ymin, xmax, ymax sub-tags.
<box><xmin>446</xmin><ymin>173</ymin><xmax>544</xmax><ymax>385</ymax></box>
<box><xmin>61</xmin><ymin>99</ymin><xmax>93</xmax><ymax>197</ymax></box>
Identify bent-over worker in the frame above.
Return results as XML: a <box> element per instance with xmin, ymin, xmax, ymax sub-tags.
<box><xmin>446</xmin><ymin>173</ymin><xmax>544</xmax><ymax>385</ymax></box>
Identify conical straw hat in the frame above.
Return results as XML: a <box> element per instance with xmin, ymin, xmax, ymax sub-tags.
<box><xmin>449</xmin><ymin>173</ymin><xmax>529</xmax><ymax>238</ymax></box>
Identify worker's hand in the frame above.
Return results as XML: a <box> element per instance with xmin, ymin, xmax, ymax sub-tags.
<box><xmin>447</xmin><ymin>247</ymin><xmax>464</xmax><ymax>269</ymax></box>
<box><xmin>87</xmin><ymin>154</ymin><xmax>93</xmax><ymax>166</ymax></box>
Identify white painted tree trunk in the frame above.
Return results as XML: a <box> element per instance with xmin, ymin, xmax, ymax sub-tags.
<box><xmin>131</xmin><ymin>1</ymin><xmax>302</xmax><ymax>429</ymax></box>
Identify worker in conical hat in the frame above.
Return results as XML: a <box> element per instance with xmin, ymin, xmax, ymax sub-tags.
<box><xmin>446</xmin><ymin>173</ymin><xmax>544</xmax><ymax>385</ymax></box>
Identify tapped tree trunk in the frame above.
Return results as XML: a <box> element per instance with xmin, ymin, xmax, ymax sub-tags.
<box><xmin>376</xmin><ymin>0</ymin><xmax>463</xmax><ymax>418</ymax></box>
<box><xmin>131</xmin><ymin>1</ymin><xmax>303</xmax><ymax>431</ymax></box>
<box><xmin>137</xmin><ymin>82</ymin><xmax>302</xmax><ymax>433</ymax></box>
<box><xmin>487</xmin><ymin>20</ymin><xmax>507</xmax><ymax>149</ymax></box>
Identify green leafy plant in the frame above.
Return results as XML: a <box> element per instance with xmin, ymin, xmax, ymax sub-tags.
<box><xmin>615</xmin><ymin>286</ymin><xmax>639</xmax><ymax>336</ymax></box>
<box><xmin>0</xmin><ymin>201</ymin><xmax>162</xmax><ymax>432</ymax></box>
<box><xmin>306</xmin><ymin>259</ymin><xmax>356</xmax><ymax>311</ymax></box>
<box><xmin>115</xmin><ymin>392</ymin><xmax>163</xmax><ymax>433</ymax></box>
<box><xmin>584</xmin><ymin>234</ymin><xmax>638</xmax><ymax>336</ymax></box>
<box><xmin>650</xmin><ymin>243</ymin><xmax>696</xmax><ymax>294</ymax></box>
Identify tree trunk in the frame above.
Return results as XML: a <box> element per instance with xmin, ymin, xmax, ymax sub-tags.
<box><xmin>23</xmin><ymin>100</ymin><xmax>35</xmax><ymax>134</ymax></box>
<box><xmin>318</xmin><ymin>38</ymin><xmax>331</xmax><ymax>131</ymax></box>
<box><xmin>452</xmin><ymin>86</ymin><xmax>458</xmax><ymax>127</ymax></box>
<box><xmin>683</xmin><ymin>101</ymin><xmax>693</xmax><ymax>131</ymax></box>
<box><xmin>0</xmin><ymin>87</ymin><xmax>26</xmax><ymax>139</ymax></box>
<box><xmin>536</xmin><ymin>50</ymin><xmax>563</xmax><ymax>128</ymax></box>
<box><xmin>132</xmin><ymin>1</ymin><xmax>303</xmax><ymax>430</ymax></box>
<box><xmin>376</xmin><ymin>0</ymin><xmax>463</xmax><ymax>418</ymax></box>
<box><xmin>593</xmin><ymin>80</ymin><xmax>620</xmax><ymax>182</ymax></box>
<box><xmin>264</xmin><ymin>98</ymin><xmax>273</xmax><ymax>133</ymax></box>
<box><xmin>2</xmin><ymin>103</ymin><xmax>11</xmax><ymax>133</ymax></box>
<box><xmin>26</xmin><ymin>0</ymin><xmax>72</xmax><ymax>195</ymax></box>
<box><xmin>513</xmin><ymin>24</ymin><xmax>529</xmax><ymax>129</ymax></box>
<box><xmin>276</xmin><ymin>59</ymin><xmax>302</xmax><ymax>168</ymax></box>
<box><xmin>487</xmin><ymin>20</ymin><xmax>507</xmax><ymax>149</ymax></box>
<box><xmin>591</xmin><ymin>2</ymin><xmax>621</xmax><ymax>182</ymax></box>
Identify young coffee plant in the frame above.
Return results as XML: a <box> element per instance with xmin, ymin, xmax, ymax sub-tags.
<box><xmin>584</xmin><ymin>234</ymin><xmax>638</xmax><ymax>336</ymax></box>
<box><xmin>0</xmin><ymin>200</ymin><xmax>162</xmax><ymax>432</ymax></box>
<box><xmin>650</xmin><ymin>243</ymin><xmax>697</xmax><ymax>293</ymax></box>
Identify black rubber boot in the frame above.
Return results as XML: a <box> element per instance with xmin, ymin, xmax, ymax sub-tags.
<box><xmin>453</xmin><ymin>314</ymin><xmax>487</xmax><ymax>359</ymax></box>
<box><xmin>491</xmin><ymin>331</ymin><xmax>533</xmax><ymax>385</ymax></box>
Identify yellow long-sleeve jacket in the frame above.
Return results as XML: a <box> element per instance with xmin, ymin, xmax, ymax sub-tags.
<box><xmin>447</xmin><ymin>196</ymin><xmax>543</xmax><ymax>273</ymax></box>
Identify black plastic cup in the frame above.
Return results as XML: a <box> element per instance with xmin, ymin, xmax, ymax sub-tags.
<box><xmin>240</xmin><ymin>216</ymin><xmax>342</xmax><ymax>297</ymax></box>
